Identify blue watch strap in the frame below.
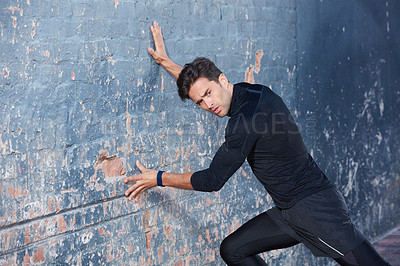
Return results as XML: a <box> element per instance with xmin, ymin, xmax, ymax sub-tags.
<box><xmin>157</xmin><ymin>171</ymin><xmax>165</xmax><ymax>187</ymax></box>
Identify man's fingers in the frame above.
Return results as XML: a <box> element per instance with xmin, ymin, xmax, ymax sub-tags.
<box><xmin>123</xmin><ymin>174</ymin><xmax>139</xmax><ymax>183</ymax></box>
<box><xmin>150</xmin><ymin>22</ymin><xmax>159</xmax><ymax>35</ymax></box>
<box><xmin>130</xmin><ymin>186</ymin><xmax>146</xmax><ymax>201</ymax></box>
<box><xmin>148</xmin><ymin>47</ymin><xmax>155</xmax><ymax>56</ymax></box>
<box><xmin>125</xmin><ymin>182</ymin><xmax>139</xmax><ymax>197</ymax></box>
<box><xmin>149</xmin><ymin>21</ymin><xmax>168</xmax><ymax>65</ymax></box>
<box><xmin>153</xmin><ymin>21</ymin><xmax>160</xmax><ymax>32</ymax></box>
<box><xmin>136</xmin><ymin>160</ymin><xmax>146</xmax><ymax>172</ymax></box>
<box><xmin>148</xmin><ymin>48</ymin><xmax>162</xmax><ymax>64</ymax></box>
<box><xmin>127</xmin><ymin>184</ymin><xmax>148</xmax><ymax>201</ymax></box>
<box><xmin>123</xmin><ymin>159</ymin><xmax>156</xmax><ymax>201</ymax></box>
<box><xmin>151</xmin><ymin>21</ymin><xmax>163</xmax><ymax>41</ymax></box>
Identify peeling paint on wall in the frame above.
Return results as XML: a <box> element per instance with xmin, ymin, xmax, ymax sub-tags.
<box><xmin>0</xmin><ymin>0</ymin><xmax>301</xmax><ymax>263</ymax></box>
<box><xmin>3</xmin><ymin>0</ymin><xmax>397</xmax><ymax>265</ymax></box>
<box><xmin>95</xmin><ymin>150</ymin><xmax>126</xmax><ymax>180</ymax></box>
<box><xmin>245</xmin><ymin>49</ymin><xmax>265</xmax><ymax>84</ymax></box>
<box><xmin>245</xmin><ymin>64</ymin><xmax>254</xmax><ymax>84</ymax></box>
<box><xmin>254</xmin><ymin>49</ymin><xmax>263</xmax><ymax>74</ymax></box>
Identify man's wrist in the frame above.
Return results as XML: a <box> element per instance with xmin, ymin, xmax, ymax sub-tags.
<box><xmin>157</xmin><ymin>171</ymin><xmax>165</xmax><ymax>187</ymax></box>
<box><xmin>160</xmin><ymin>57</ymin><xmax>172</xmax><ymax>68</ymax></box>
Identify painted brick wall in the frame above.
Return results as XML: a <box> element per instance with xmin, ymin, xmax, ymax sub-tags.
<box><xmin>296</xmin><ymin>0</ymin><xmax>400</xmax><ymax>246</ymax></box>
<box><xmin>1</xmin><ymin>0</ymin><xmax>398</xmax><ymax>265</ymax></box>
<box><xmin>0</xmin><ymin>0</ymin><xmax>306</xmax><ymax>265</ymax></box>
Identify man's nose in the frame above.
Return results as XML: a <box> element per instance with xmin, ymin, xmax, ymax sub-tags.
<box><xmin>204</xmin><ymin>98</ymin><xmax>213</xmax><ymax>109</ymax></box>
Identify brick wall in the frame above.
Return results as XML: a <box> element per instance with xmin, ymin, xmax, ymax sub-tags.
<box><xmin>296</xmin><ymin>0</ymin><xmax>400</xmax><ymax>244</ymax></box>
<box><xmin>0</xmin><ymin>0</ymin><xmax>307</xmax><ymax>265</ymax></box>
<box><xmin>1</xmin><ymin>0</ymin><xmax>398</xmax><ymax>265</ymax></box>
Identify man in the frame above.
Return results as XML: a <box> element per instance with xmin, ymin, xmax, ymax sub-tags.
<box><xmin>123</xmin><ymin>21</ymin><xmax>390</xmax><ymax>266</ymax></box>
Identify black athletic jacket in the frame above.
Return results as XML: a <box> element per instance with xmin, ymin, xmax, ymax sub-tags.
<box><xmin>191</xmin><ymin>82</ymin><xmax>334</xmax><ymax>209</ymax></box>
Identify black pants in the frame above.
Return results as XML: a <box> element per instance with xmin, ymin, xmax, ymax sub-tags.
<box><xmin>220</xmin><ymin>212</ymin><xmax>390</xmax><ymax>266</ymax></box>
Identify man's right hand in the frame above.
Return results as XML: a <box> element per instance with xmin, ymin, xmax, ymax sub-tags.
<box><xmin>148</xmin><ymin>21</ymin><xmax>169</xmax><ymax>65</ymax></box>
<box><xmin>147</xmin><ymin>21</ymin><xmax>183</xmax><ymax>80</ymax></box>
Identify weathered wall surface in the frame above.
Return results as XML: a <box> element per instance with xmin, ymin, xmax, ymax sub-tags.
<box><xmin>0</xmin><ymin>0</ymin><xmax>305</xmax><ymax>265</ymax></box>
<box><xmin>1</xmin><ymin>0</ymin><xmax>398</xmax><ymax>265</ymax></box>
<box><xmin>296</xmin><ymin>0</ymin><xmax>400</xmax><ymax>246</ymax></box>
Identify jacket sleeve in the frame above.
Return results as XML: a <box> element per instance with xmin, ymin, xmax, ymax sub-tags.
<box><xmin>191</xmin><ymin>104</ymin><xmax>262</xmax><ymax>191</ymax></box>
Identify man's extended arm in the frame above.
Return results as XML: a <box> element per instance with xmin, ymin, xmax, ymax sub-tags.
<box><xmin>124</xmin><ymin>22</ymin><xmax>190</xmax><ymax>201</ymax></box>
<box><xmin>148</xmin><ymin>21</ymin><xmax>183</xmax><ymax>80</ymax></box>
<box><xmin>124</xmin><ymin>161</ymin><xmax>194</xmax><ymax>201</ymax></box>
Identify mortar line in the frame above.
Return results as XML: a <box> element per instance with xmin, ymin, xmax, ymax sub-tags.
<box><xmin>0</xmin><ymin>194</ymin><xmax>126</xmax><ymax>231</ymax></box>
<box><xmin>0</xmin><ymin>192</ymin><xmax>195</xmax><ymax>257</ymax></box>
<box><xmin>0</xmin><ymin>202</ymin><xmax>140</xmax><ymax>257</ymax></box>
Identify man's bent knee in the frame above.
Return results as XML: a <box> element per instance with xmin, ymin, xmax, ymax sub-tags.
<box><xmin>220</xmin><ymin>235</ymin><xmax>241</xmax><ymax>264</ymax></box>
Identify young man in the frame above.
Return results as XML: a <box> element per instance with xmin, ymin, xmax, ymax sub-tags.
<box><xmin>123</xmin><ymin>22</ymin><xmax>390</xmax><ymax>266</ymax></box>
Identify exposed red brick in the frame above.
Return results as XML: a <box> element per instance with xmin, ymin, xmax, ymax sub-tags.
<box><xmin>145</xmin><ymin>230</ymin><xmax>157</xmax><ymax>250</ymax></box>
<box><xmin>99</xmin><ymin>226</ymin><xmax>112</xmax><ymax>236</ymax></box>
<box><xmin>31</xmin><ymin>20</ymin><xmax>35</xmax><ymax>39</ymax></box>
<box><xmin>174</xmin><ymin>260</ymin><xmax>184</xmax><ymax>266</ymax></box>
<box><xmin>205</xmin><ymin>248</ymin><xmax>216</xmax><ymax>262</ymax></box>
<box><xmin>206</xmin><ymin>197</ymin><xmax>214</xmax><ymax>206</ymax></box>
<box><xmin>206</xmin><ymin>229</ymin><xmax>211</xmax><ymax>243</ymax></box>
<box><xmin>158</xmin><ymin>246</ymin><xmax>163</xmax><ymax>263</ymax></box>
<box><xmin>142</xmin><ymin>211</ymin><xmax>150</xmax><ymax>230</ymax></box>
<box><xmin>25</xmin><ymin>227</ymin><xmax>31</xmax><ymax>245</ymax></box>
<box><xmin>175</xmin><ymin>149</ymin><xmax>180</xmax><ymax>160</ymax></box>
<box><xmin>32</xmin><ymin>246</ymin><xmax>45</xmax><ymax>264</ymax></box>
<box><xmin>107</xmin><ymin>244</ymin><xmax>121</xmax><ymax>263</ymax></box>
<box><xmin>48</xmin><ymin>198</ymin><xmax>56</xmax><ymax>212</ymax></box>
<box><xmin>245</xmin><ymin>65</ymin><xmax>255</xmax><ymax>84</ymax></box>
<box><xmin>129</xmin><ymin>242</ymin><xmax>133</xmax><ymax>254</ymax></box>
<box><xmin>178</xmin><ymin>246</ymin><xmax>188</xmax><ymax>256</ymax></box>
<box><xmin>96</xmin><ymin>150</ymin><xmax>126</xmax><ymax>178</ymax></box>
<box><xmin>70</xmin><ymin>214</ymin><xmax>76</xmax><ymax>228</ymax></box>
<box><xmin>164</xmin><ymin>225</ymin><xmax>172</xmax><ymax>239</ymax></box>
<box><xmin>255</xmin><ymin>49</ymin><xmax>264</xmax><ymax>74</ymax></box>
<box><xmin>184</xmin><ymin>163</ymin><xmax>190</xmax><ymax>173</ymax></box>
<box><xmin>8</xmin><ymin>6</ymin><xmax>23</xmax><ymax>15</ymax></box>
<box><xmin>23</xmin><ymin>251</ymin><xmax>30</xmax><ymax>266</ymax></box>
<box><xmin>12</xmin><ymin>17</ymin><xmax>17</xmax><ymax>28</ymax></box>
<box><xmin>7</xmin><ymin>185</ymin><xmax>28</xmax><ymax>198</ymax></box>
<box><xmin>212</xmin><ymin>227</ymin><xmax>219</xmax><ymax>241</ymax></box>
<box><xmin>56</xmin><ymin>215</ymin><xmax>68</xmax><ymax>234</ymax></box>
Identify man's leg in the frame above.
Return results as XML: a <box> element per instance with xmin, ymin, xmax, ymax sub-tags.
<box><xmin>220</xmin><ymin>212</ymin><xmax>300</xmax><ymax>266</ymax></box>
<box><xmin>334</xmin><ymin>240</ymin><xmax>391</xmax><ymax>266</ymax></box>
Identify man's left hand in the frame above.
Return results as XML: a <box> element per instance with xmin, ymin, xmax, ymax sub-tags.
<box><xmin>124</xmin><ymin>160</ymin><xmax>157</xmax><ymax>201</ymax></box>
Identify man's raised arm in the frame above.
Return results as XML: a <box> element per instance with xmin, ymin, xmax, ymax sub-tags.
<box><xmin>123</xmin><ymin>22</ymin><xmax>197</xmax><ymax>201</ymax></box>
<box><xmin>148</xmin><ymin>21</ymin><xmax>183</xmax><ymax>80</ymax></box>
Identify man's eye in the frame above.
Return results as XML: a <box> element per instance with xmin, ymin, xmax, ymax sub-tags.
<box><xmin>207</xmin><ymin>90</ymin><xmax>211</xmax><ymax>95</ymax></box>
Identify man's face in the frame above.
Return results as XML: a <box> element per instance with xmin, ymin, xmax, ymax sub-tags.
<box><xmin>188</xmin><ymin>75</ymin><xmax>232</xmax><ymax>117</ymax></box>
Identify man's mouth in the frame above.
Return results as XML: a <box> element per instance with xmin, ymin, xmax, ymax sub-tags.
<box><xmin>213</xmin><ymin>106</ymin><xmax>221</xmax><ymax>115</ymax></box>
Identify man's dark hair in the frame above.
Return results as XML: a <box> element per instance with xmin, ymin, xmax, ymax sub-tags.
<box><xmin>176</xmin><ymin>57</ymin><xmax>222</xmax><ymax>101</ymax></box>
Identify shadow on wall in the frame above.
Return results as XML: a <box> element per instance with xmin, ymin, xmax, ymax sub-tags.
<box><xmin>296</xmin><ymin>0</ymin><xmax>400</xmax><ymax>241</ymax></box>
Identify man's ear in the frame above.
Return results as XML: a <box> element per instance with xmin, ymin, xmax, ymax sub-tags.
<box><xmin>219</xmin><ymin>74</ymin><xmax>228</xmax><ymax>86</ymax></box>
